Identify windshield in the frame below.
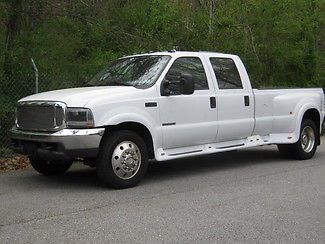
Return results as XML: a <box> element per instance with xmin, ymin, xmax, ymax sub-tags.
<box><xmin>88</xmin><ymin>55</ymin><xmax>171</xmax><ymax>89</ymax></box>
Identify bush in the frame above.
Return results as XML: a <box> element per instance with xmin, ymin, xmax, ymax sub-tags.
<box><xmin>0</xmin><ymin>95</ymin><xmax>15</xmax><ymax>148</ymax></box>
<box><xmin>0</xmin><ymin>146</ymin><xmax>13</xmax><ymax>158</ymax></box>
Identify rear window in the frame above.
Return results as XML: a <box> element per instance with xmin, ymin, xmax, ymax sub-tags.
<box><xmin>210</xmin><ymin>58</ymin><xmax>243</xmax><ymax>89</ymax></box>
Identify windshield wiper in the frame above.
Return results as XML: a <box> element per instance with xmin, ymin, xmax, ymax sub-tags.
<box><xmin>108</xmin><ymin>80</ymin><xmax>134</xmax><ymax>87</ymax></box>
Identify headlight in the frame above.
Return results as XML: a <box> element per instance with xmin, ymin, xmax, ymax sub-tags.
<box><xmin>66</xmin><ymin>108</ymin><xmax>94</xmax><ymax>128</ymax></box>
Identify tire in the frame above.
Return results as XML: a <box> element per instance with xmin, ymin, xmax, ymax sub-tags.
<box><xmin>277</xmin><ymin>119</ymin><xmax>318</xmax><ymax>160</ymax></box>
<box><xmin>96</xmin><ymin>130</ymin><xmax>149</xmax><ymax>189</ymax></box>
<box><xmin>29</xmin><ymin>156</ymin><xmax>73</xmax><ymax>175</ymax></box>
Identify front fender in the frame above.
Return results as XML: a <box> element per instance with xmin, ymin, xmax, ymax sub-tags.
<box><xmin>94</xmin><ymin>105</ymin><xmax>161</xmax><ymax>152</ymax></box>
<box><xmin>101</xmin><ymin>113</ymin><xmax>154</xmax><ymax>131</ymax></box>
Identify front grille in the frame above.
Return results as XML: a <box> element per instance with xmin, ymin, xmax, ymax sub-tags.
<box><xmin>16</xmin><ymin>102</ymin><xmax>65</xmax><ymax>131</ymax></box>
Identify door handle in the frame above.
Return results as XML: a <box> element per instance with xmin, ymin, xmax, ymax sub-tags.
<box><xmin>210</xmin><ymin>97</ymin><xmax>216</xmax><ymax>108</ymax></box>
<box><xmin>244</xmin><ymin>95</ymin><xmax>250</xmax><ymax>106</ymax></box>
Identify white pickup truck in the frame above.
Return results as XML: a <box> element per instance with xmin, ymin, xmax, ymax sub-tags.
<box><xmin>11</xmin><ymin>51</ymin><xmax>325</xmax><ymax>188</ymax></box>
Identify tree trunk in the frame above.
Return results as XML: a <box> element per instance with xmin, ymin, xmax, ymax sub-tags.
<box><xmin>3</xmin><ymin>0</ymin><xmax>23</xmax><ymax>77</ymax></box>
<box><xmin>208</xmin><ymin>0</ymin><xmax>217</xmax><ymax>35</ymax></box>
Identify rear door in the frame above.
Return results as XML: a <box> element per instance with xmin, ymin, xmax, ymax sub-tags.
<box><xmin>207</xmin><ymin>55</ymin><xmax>255</xmax><ymax>142</ymax></box>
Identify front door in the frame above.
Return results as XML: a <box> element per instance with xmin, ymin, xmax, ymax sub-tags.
<box><xmin>159</xmin><ymin>57</ymin><xmax>218</xmax><ymax>149</ymax></box>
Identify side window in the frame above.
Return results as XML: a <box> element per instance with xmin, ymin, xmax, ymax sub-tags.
<box><xmin>164</xmin><ymin>57</ymin><xmax>209</xmax><ymax>90</ymax></box>
<box><xmin>210</xmin><ymin>58</ymin><xmax>243</xmax><ymax>89</ymax></box>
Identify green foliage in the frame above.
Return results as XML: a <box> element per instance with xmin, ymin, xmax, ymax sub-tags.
<box><xmin>0</xmin><ymin>94</ymin><xmax>15</xmax><ymax>148</ymax></box>
<box><xmin>0</xmin><ymin>0</ymin><xmax>324</xmax><ymax>95</ymax></box>
<box><xmin>0</xmin><ymin>0</ymin><xmax>324</xmax><ymax>149</ymax></box>
<box><xmin>0</xmin><ymin>146</ymin><xmax>13</xmax><ymax>158</ymax></box>
<box><xmin>0</xmin><ymin>0</ymin><xmax>325</xmax><ymax>90</ymax></box>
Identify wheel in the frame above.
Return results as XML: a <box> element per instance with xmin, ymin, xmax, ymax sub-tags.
<box><xmin>96</xmin><ymin>130</ymin><xmax>149</xmax><ymax>189</ymax></box>
<box><xmin>29</xmin><ymin>156</ymin><xmax>73</xmax><ymax>175</ymax></box>
<box><xmin>277</xmin><ymin>119</ymin><xmax>318</xmax><ymax>160</ymax></box>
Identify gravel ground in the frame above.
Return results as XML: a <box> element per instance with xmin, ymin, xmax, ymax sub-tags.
<box><xmin>0</xmin><ymin>155</ymin><xmax>30</xmax><ymax>172</ymax></box>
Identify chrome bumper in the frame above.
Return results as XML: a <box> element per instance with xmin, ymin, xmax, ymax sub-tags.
<box><xmin>11</xmin><ymin>127</ymin><xmax>105</xmax><ymax>160</ymax></box>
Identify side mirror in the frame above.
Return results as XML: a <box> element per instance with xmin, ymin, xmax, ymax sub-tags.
<box><xmin>180</xmin><ymin>73</ymin><xmax>194</xmax><ymax>95</ymax></box>
<box><xmin>161</xmin><ymin>73</ymin><xmax>194</xmax><ymax>96</ymax></box>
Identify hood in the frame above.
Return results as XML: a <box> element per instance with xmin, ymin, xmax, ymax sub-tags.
<box><xmin>19</xmin><ymin>86</ymin><xmax>142</xmax><ymax>107</ymax></box>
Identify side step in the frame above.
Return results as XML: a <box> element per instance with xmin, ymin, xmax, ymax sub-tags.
<box><xmin>156</xmin><ymin>135</ymin><xmax>271</xmax><ymax>161</ymax></box>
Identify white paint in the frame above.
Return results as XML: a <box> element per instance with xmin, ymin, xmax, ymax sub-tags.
<box><xmin>19</xmin><ymin>51</ymin><xmax>325</xmax><ymax>161</ymax></box>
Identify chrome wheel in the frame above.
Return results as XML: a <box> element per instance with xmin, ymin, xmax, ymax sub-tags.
<box><xmin>111</xmin><ymin>141</ymin><xmax>141</xmax><ymax>180</ymax></box>
<box><xmin>301</xmin><ymin>126</ymin><xmax>315</xmax><ymax>153</ymax></box>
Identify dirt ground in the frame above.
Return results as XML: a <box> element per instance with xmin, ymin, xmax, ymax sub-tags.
<box><xmin>0</xmin><ymin>155</ymin><xmax>30</xmax><ymax>173</ymax></box>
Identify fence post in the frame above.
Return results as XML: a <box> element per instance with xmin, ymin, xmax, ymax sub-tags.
<box><xmin>31</xmin><ymin>58</ymin><xmax>39</xmax><ymax>93</ymax></box>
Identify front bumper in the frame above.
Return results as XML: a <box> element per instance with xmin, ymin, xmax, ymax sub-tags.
<box><xmin>11</xmin><ymin>127</ymin><xmax>105</xmax><ymax>161</ymax></box>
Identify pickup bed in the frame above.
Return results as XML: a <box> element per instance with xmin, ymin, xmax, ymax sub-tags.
<box><xmin>11</xmin><ymin>51</ymin><xmax>325</xmax><ymax>188</ymax></box>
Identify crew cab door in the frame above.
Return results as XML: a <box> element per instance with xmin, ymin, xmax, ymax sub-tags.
<box><xmin>159</xmin><ymin>56</ymin><xmax>218</xmax><ymax>149</ymax></box>
<box><xmin>207</xmin><ymin>55</ymin><xmax>255</xmax><ymax>142</ymax></box>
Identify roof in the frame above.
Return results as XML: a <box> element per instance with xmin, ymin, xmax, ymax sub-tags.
<box><xmin>122</xmin><ymin>51</ymin><xmax>238</xmax><ymax>59</ymax></box>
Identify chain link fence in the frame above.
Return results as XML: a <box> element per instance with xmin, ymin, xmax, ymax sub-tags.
<box><xmin>0</xmin><ymin>63</ymin><xmax>102</xmax><ymax>157</ymax></box>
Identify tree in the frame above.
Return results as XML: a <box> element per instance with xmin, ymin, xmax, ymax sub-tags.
<box><xmin>3</xmin><ymin>0</ymin><xmax>23</xmax><ymax>77</ymax></box>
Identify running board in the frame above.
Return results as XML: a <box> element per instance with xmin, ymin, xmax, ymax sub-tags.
<box><xmin>216</xmin><ymin>143</ymin><xmax>245</xmax><ymax>149</ymax></box>
<box><xmin>156</xmin><ymin>134</ymin><xmax>292</xmax><ymax>161</ymax></box>
<box><xmin>168</xmin><ymin>149</ymin><xmax>203</xmax><ymax>156</ymax></box>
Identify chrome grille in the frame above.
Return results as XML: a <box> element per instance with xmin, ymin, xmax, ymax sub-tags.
<box><xmin>16</xmin><ymin>102</ymin><xmax>65</xmax><ymax>131</ymax></box>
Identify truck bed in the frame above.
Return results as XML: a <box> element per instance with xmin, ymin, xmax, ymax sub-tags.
<box><xmin>252</xmin><ymin>88</ymin><xmax>324</xmax><ymax>137</ymax></box>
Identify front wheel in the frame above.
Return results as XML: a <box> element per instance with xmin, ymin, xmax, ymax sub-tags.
<box><xmin>277</xmin><ymin>119</ymin><xmax>318</xmax><ymax>160</ymax></box>
<box><xmin>29</xmin><ymin>156</ymin><xmax>73</xmax><ymax>175</ymax></box>
<box><xmin>96</xmin><ymin>130</ymin><xmax>149</xmax><ymax>189</ymax></box>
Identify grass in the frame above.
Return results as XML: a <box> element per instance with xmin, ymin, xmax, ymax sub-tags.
<box><xmin>0</xmin><ymin>147</ymin><xmax>14</xmax><ymax>158</ymax></box>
